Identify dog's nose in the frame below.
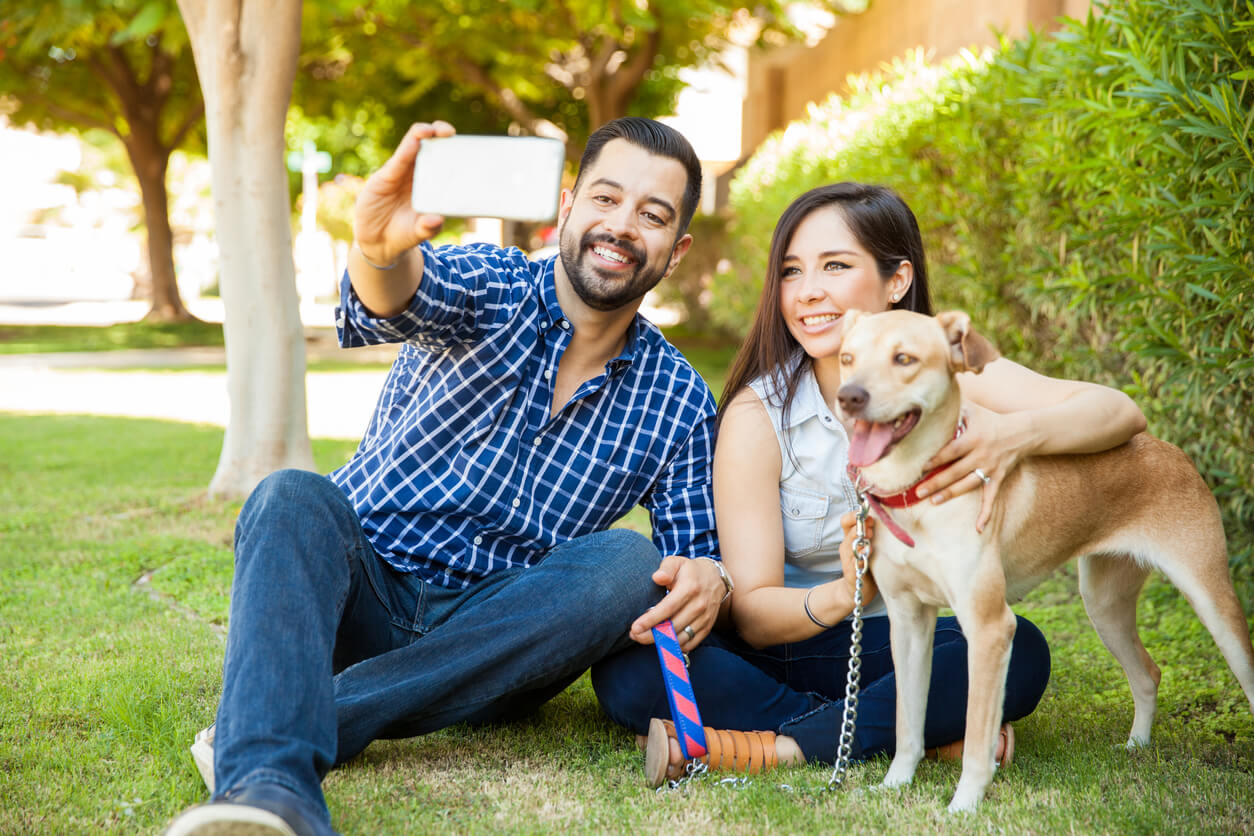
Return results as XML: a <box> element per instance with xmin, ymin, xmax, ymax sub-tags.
<box><xmin>837</xmin><ymin>383</ymin><xmax>869</xmax><ymax>415</ymax></box>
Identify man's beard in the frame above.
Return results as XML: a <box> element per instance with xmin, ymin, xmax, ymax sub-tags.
<box><xmin>559</xmin><ymin>229</ymin><xmax>670</xmax><ymax>312</ymax></box>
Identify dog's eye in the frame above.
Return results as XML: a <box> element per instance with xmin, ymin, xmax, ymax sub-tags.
<box><xmin>893</xmin><ymin>353</ymin><xmax>916</xmax><ymax>366</ymax></box>
<box><xmin>840</xmin><ymin>353</ymin><xmax>853</xmax><ymax>365</ymax></box>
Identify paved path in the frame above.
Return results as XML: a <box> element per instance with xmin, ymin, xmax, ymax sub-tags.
<box><xmin>0</xmin><ymin>341</ymin><xmax>398</xmax><ymax>442</ymax></box>
<box><xmin>0</xmin><ymin>294</ymin><xmax>678</xmax><ymax>441</ymax></box>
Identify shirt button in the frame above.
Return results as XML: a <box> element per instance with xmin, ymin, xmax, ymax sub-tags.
<box><xmin>473</xmin><ymin>535</ymin><xmax>483</xmax><ymax>545</ymax></box>
<box><xmin>543</xmin><ymin>369</ymin><xmax>552</xmax><ymax>379</ymax></box>
<box><xmin>512</xmin><ymin>498</ymin><xmax>521</xmax><ymax>508</ymax></box>
<box><xmin>822</xmin><ymin>416</ymin><xmax>833</xmax><ymax>423</ymax></box>
<box><xmin>560</xmin><ymin>320</ymin><xmax>570</xmax><ymax>330</ymax></box>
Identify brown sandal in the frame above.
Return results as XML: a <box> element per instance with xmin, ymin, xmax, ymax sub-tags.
<box><xmin>925</xmin><ymin>722</ymin><xmax>1015</xmax><ymax>767</ymax></box>
<box><xmin>644</xmin><ymin>718</ymin><xmax>779</xmax><ymax>787</ymax></box>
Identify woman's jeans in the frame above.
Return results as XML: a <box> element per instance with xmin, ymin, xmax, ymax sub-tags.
<box><xmin>213</xmin><ymin>469</ymin><xmax>665</xmax><ymax>826</ymax></box>
<box><xmin>592</xmin><ymin>611</ymin><xmax>1051</xmax><ymax>762</ymax></box>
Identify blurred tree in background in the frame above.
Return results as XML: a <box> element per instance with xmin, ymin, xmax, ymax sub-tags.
<box><xmin>311</xmin><ymin>0</ymin><xmax>835</xmax><ymax>159</ymax></box>
<box><xmin>0</xmin><ymin>0</ymin><xmax>204</xmax><ymax>321</ymax></box>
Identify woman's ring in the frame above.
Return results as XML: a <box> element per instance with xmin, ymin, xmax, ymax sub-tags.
<box><xmin>682</xmin><ymin>625</ymin><xmax>696</xmax><ymax>641</ymax></box>
<box><xmin>973</xmin><ymin>468</ymin><xmax>991</xmax><ymax>485</ymax></box>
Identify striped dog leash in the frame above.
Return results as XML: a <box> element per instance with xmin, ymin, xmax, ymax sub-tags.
<box><xmin>651</xmin><ymin>620</ymin><xmax>707</xmax><ymax>759</ymax></box>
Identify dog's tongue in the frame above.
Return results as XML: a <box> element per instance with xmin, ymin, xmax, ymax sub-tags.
<box><xmin>848</xmin><ymin>419</ymin><xmax>895</xmax><ymax>467</ymax></box>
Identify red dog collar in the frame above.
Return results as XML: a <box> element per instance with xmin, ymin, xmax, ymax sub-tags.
<box><xmin>847</xmin><ymin>415</ymin><xmax>967</xmax><ymax>547</ymax></box>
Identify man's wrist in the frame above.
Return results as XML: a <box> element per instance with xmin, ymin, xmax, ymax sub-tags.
<box><xmin>691</xmin><ymin>556</ymin><xmax>734</xmax><ymax>603</ymax></box>
<box><xmin>355</xmin><ymin>243</ymin><xmax>403</xmax><ymax>271</ymax></box>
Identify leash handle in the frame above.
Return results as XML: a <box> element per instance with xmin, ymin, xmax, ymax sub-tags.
<box><xmin>652</xmin><ymin>620</ymin><xmax>708</xmax><ymax>760</ymax></box>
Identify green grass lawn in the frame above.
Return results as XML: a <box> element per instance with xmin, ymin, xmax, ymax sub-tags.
<box><xmin>2</xmin><ymin>413</ymin><xmax>1252</xmax><ymax>834</ymax></box>
<box><xmin>0</xmin><ymin>321</ymin><xmax>226</xmax><ymax>354</ymax></box>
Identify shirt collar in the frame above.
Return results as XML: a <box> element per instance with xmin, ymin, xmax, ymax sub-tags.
<box><xmin>780</xmin><ymin>359</ymin><xmax>842</xmax><ymax>430</ymax></box>
<box><xmin>536</xmin><ymin>255</ymin><xmax>565</xmax><ymax>332</ymax></box>
<box><xmin>536</xmin><ymin>253</ymin><xmax>640</xmax><ymax>374</ymax></box>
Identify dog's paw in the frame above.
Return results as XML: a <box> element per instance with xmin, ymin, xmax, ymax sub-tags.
<box><xmin>1121</xmin><ymin>735</ymin><xmax>1151</xmax><ymax>750</ymax></box>
<box><xmin>947</xmin><ymin>780</ymin><xmax>986</xmax><ymax>813</ymax></box>
<box><xmin>946</xmin><ymin>794</ymin><xmax>981</xmax><ymax>814</ymax></box>
<box><xmin>881</xmin><ymin>758</ymin><xmax>918</xmax><ymax>788</ymax></box>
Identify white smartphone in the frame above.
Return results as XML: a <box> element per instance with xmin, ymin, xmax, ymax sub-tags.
<box><xmin>411</xmin><ymin>135</ymin><xmax>566</xmax><ymax>222</ymax></box>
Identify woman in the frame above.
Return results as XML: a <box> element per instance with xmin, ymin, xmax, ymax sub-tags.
<box><xmin>591</xmin><ymin>183</ymin><xmax>1146</xmax><ymax>785</ymax></box>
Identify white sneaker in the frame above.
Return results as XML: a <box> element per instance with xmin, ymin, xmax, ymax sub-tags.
<box><xmin>163</xmin><ymin>801</ymin><xmax>297</xmax><ymax>836</ymax></box>
<box><xmin>190</xmin><ymin>724</ymin><xmax>216</xmax><ymax>794</ymax></box>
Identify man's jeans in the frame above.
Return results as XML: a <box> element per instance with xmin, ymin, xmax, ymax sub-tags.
<box><xmin>213</xmin><ymin>469</ymin><xmax>664</xmax><ymax>825</ymax></box>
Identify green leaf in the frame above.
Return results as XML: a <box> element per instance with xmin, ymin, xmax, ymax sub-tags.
<box><xmin>108</xmin><ymin>1</ymin><xmax>167</xmax><ymax>46</ymax></box>
<box><xmin>1186</xmin><ymin>283</ymin><xmax>1222</xmax><ymax>302</ymax></box>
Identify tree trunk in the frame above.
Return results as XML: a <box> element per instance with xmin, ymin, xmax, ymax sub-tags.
<box><xmin>124</xmin><ymin>137</ymin><xmax>194</xmax><ymax>322</ymax></box>
<box><xmin>178</xmin><ymin>0</ymin><xmax>314</xmax><ymax>498</ymax></box>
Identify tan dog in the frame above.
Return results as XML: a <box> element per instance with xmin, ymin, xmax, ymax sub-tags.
<box><xmin>833</xmin><ymin>308</ymin><xmax>1254</xmax><ymax>812</ymax></box>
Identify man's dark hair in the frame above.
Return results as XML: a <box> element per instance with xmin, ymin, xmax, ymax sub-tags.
<box><xmin>574</xmin><ymin>117</ymin><xmax>703</xmax><ymax>234</ymax></box>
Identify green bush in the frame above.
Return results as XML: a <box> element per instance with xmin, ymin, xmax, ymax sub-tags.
<box><xmin>715</xmin><ymin>0</ymin><xmax>1254</xmax><ymax>577</ymax></box>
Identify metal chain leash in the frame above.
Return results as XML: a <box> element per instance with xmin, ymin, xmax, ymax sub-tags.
<box><xmin>657</xmin><ymin>758</ymin><xmax>709</xmax><ymax>793</ymax></box>
<box><xmin>659</xmin><ymin>490</ymin><xmax>873</xmax><ymax>795</ymax></box>
<box><xmin>826</xmin><ymin>490</ymin><xmax>871</xmax><ymax>790</ymax></box>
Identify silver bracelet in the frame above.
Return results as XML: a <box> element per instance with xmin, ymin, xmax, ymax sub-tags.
<box><xmin>804</xmin><ymin>586</ymin><xmax>836</xmax><ymax>629</ymax></box>
<box><xmin>357</xmin><ymin>245</ymin><xmax>401</xmax><ymax>271</ymax></box>
<box><xmin>692</xmin><ymin>556</ymin><xmax>734</xmax><ymax>603</ymax></box>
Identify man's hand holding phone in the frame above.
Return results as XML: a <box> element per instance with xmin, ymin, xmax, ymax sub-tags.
<box><xmin>354</xmin><ymin>121</ymin><xmax>455</xmax><ymax>271</ymax></box>
<box><xmin>349</xmin><ymin>121</ymin><xmax>566</xmax><ymax>317</ymax></box>
<box><xmin>348</xmin><ymin>122</ymin><xmax>454</xmax><ymax>317</ymax></box>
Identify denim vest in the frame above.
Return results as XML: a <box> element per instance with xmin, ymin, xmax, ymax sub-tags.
<box><xmin>748</xmin><ymin>365</ymin><xmax>888</xmax><ymax>618</ymax></box>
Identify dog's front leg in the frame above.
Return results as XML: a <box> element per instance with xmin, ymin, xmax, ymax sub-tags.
<box><xmin>947</xmin><ymin>563</ymin><xmax>1017</xmax><ymax>813</ymax></box>
<box><xmin>881</xmin><ymin>592</ymin><xmax>938</xmax><ymax>789</ymax></box>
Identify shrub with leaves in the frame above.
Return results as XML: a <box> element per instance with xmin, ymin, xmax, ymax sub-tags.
<box><xmin>716</xmin><ymin>0</ymin><xmax>1253</xmax><ymax>578</ymax></box>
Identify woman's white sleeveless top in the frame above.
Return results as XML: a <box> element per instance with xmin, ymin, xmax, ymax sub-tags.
<box><xmin>746</xmin><ymin>364</ymin><xmax>888</xmax><ymax>619</ymax></box>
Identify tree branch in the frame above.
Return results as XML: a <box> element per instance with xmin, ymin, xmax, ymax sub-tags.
<box><xmin>605</xmin><ymin>25</ymin><xmax>661</xmax><ymax>106</ymax></box>
<box><xmin>453</xmin><ymin>57</ymin><xmax>568</xmax><ymax>144</ymax></box>
<box><xmin>22</xmin><ymin>90</ymin><xmax>116</xmax><ymax>134</ymax></box>
<box><xmin>586</xmin><ymin>36</ymin><xmax>619</xmax><ymax>86</ymax></box>
<box><xmin>106</xmin><ymin>43</ymin><xmax>144</xmax><ymax>102</ymax></box>
<box><xmin>168</xmin><ymin>98</ymin><xmax>206</xmax><ymax>150</ymax></box>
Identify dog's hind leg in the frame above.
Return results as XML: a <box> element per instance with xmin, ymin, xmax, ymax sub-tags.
<box><xmin>881</xmin><ymin>594</ymin><xmax>937</xmax><ymax>790</ymax></box>
<box><xmin>1150</xmin><ymin>537</ymin><xmax>1254</xmax><ymax>717</ymax></box>
<box><xmin>1078</xmin><ymin>553</ymin><xmax>1160</xmax><ymax>746</ymax></box>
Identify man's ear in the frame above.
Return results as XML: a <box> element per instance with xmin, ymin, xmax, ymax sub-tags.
<box><xmin>663</xmin><ymin>233</ymin><xmax>693</xmax><ymax>279</ymax></box>
<box><xmin>936</xmin><ymin>310</ymin><xmax>1000</xmax><ymax>373</ymax></box>
<box><xmin>556</xmin><ymin>188</ymin><xmax>574</xmax><ymax>224</ymax></box>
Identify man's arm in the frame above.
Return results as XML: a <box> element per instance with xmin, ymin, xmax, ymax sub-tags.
<box><xmin>626</xmin><ymin>407</ymin><xmax>728</xmax><ymax>651</ymax></box>
<box><xmin>349</xmin><ymin>121</ymin><xmax>455</xmax><ymax>318</ymax></box>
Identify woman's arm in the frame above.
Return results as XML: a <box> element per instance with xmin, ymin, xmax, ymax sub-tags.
<box><xmin>716</xmin><ymin>389</ymin><xmax>875</xmax><ymax>648</ymax></box>
<box><xmin>917</xmin><ymin>356</ymin><xmax>1147</xmax><ymax>530</ymax></box>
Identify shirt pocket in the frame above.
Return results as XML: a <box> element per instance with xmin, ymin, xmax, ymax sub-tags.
<box><xmin>547</xmin><ymin>448</ymin><xmax>643</xmax><ymax>535</ymax></box>
<box><xmin>780</xmin><ymin>487</ymin><xmax>830</xmax><ymax>558</ymax></box>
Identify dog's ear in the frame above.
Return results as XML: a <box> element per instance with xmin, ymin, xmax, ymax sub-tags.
<box><xmin>936</xmin><ymin>311</ymin><xmax>1000</xmax><ymax>374</ymax></box>
<box><xmin>840</xmin><ymin>309</ymin><xmax>867</xmax><ymax>344</ymax></box>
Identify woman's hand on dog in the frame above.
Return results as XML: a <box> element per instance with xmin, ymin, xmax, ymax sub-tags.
<box><xmin>628</xmin><ymin>555</ymin><xmax>727</xmax><ymax>650</ymax></box>
<box><xmin>915</xmin><ymin>405</ymin><xmax>1035</xmax><ymax>532</ymax></box>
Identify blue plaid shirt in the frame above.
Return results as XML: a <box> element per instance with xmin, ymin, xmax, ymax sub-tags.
<box><xmin>330</xmin><ymin>242</ymin><xmax>719</xmax><ymax>588</ymax></box>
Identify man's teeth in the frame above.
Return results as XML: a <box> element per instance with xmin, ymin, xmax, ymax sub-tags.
<box><xmin>802</xmin><ymin>313</ymin><xmax>841</xmax><ymax>326</ymax></box>
<box><xmin>593</xmin><ymin>246</ymin><xmax>628</xmax><ymax>264</ymax></box>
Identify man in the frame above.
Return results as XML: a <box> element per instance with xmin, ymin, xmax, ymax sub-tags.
<box><xmin>165</xmin><ymin>117</ymin><xmax>731</xmax><ymax>836</ymax></box>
